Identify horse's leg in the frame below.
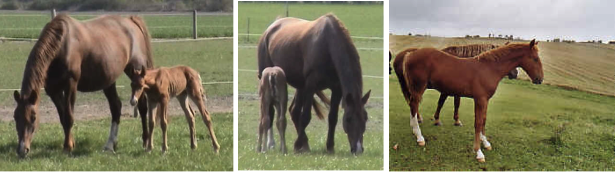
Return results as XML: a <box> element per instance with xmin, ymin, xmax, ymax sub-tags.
<box><xmin>49</xmin><ymin>90</ymin><xmax>70</xmax><ymax>152</ymax></box>
<box><xmin>326</xmin><ymin>86</ymin><xmax>342</xmax><ymax>154</ymax></box>
<box><xmin>259</xmin><ymin>103</ymin><xmax>273</xmax><ymax>152</ymax></box>
<box><xmin>61</xmin><ymin>79</ymin><xmax>78</xmax><ymax>153</ymax></box>
<box><xmin>190</xmin><ymin>92</ymin><xmax>220</xmax><ymax>153</ymax></box>
<box><xmin>276</xmin><ymin>91</ymin><xmax>288</xmax><ymax>154</ymax></box>
<box><xmin>433</xmin><ymin>94</ymin><xmax>447</xmax><ymax>126</ymax></box>
<box><xmin>480</xmin><ymin>105</ymin><xmax>491</xmax><ymax>151</ymax></box>
<box><xmin>257</xmin><ymin>95</ymin><xmax>267</xmax><ymax>153</ymax></box>
<box><xmin>266</xmin><ymin>104</ymin><xmax>276</xmax><ymax>149</ymax></box>
<box><xmin>138</xmin><ymin>95</ymin><xmax>149</xmax><ymax>148</ymax></box>
<box><xmin>290</xmin><ymin>90</ymin><xmax>306</xmax><ymax>153</ymax></box>
<box><xmin>101</xmin><ymin>83</ymin><xmax>122</xmax><ymax>152</ymax></box>
<box><xmin>146</xmin><ymin>100</ymin><xmax>159</xmax><ymax>152</ymax></box>
<box><xmin>453</xmin><ymin>96</ymin><xmax>463</xmax><ymax>126</ymax></box>
<box><xmin>159</xmin><ymin>97</ymin><xmax>169</xmax><ymax>153</ymax></box>
<box><xmin>473</xmin><ymin>97</ymin><xmax>488</xmax><ymax>162</ymax></box>
<box><xmin>410</xmin><ymin>84</ymin><xmax>427</xmax><ymax>146</ymax></box>
<box><xmin>178</xmin><ymin>94</ymin><xmax>197</xmax><ymax>149</ymax></box>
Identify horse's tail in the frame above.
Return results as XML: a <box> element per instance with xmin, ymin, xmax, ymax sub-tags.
<box><xmin>196</xmin><ymin>72</ymin><xmax>207</xmax><ymax>102</ymax></box>
<box><xmin>268</xmin><ymin>74</ymin><xmax>277</xmax><ymax>99</ymax></box>
<box><xmin>394</xmin><ymin>48</ymin><xmax>418</xmax><ymax>104</ymax></box>
<box><xmin>129</xmin><ymin>16</ymin><xmax>154</xmax><ymax>69</ymax></box>
<box><xmin>257</xmin><ymin>26</ymin><xmax>276</xmax><ymax>80</ymax></box>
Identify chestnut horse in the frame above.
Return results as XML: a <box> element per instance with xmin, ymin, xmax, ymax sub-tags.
<box><xmin>257</xmin><ymin>66</ymin><xmax>288</xmax><ymax>153</ymax></box>
<box><xmin>400</xmin><ymin>40</ymin><xmax>543</xmax><ymax>162</ymax></box>
<box><xmin>129</xmin><ymin>65</ymin><xmax>220</xmax><ymax>153</ymax></box>
<box><xmin>257</xmin><ymin>13</ymin><xmax>371</xmax><ymax>154</ymax></box>
<box><xmin>13</xmin><ymin>14</ymin><xmax>153</xmax><ymax>157</ymax></box>
<box><xmin>393</xmin><ymin>43</ymin><xmax>518</xmax><ymax>126</ymax></box>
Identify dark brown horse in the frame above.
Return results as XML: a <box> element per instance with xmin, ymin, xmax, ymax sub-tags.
<box><xmin>400</xmin><ymin>40</ymin><xmax>543</xmax><ymax>162</ymax></box>
<box><xmin>13</xmin><ymin>14</ymin><xmax>153</xmax><ymax>157</ymax></box>
<box><xmin>257</xmin><ymin>13</ymin><xmax>371</xmax><ymax>154</ymax></box>
<box><xmin>393</xmin><ymin>43</ymin><xmax>518</xmax><ymax>126</ymax></box>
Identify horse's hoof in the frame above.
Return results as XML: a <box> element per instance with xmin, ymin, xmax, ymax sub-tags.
<box><xmin>102</xmin><ymin>146</ymin><xmax>115</xmax><ymax>153</ymax></box>
<box><xmin>417</xmin><ymin>141</ymin><xmax>425</xmax><ymax>146</ymax></box>
<box><xmin>454</xmin><ymin>122</ymin><xmax>463</xmax><ymax>126</ymax></box>
<box><xmin>434</xmin><ymin>121</ymin><xmax>442</xmax><ymax>126</ymax></box>
<box><xmin>485</xmin><ymin>146</ymin><xmax>492</xmax><ymax>151</ymax></box>
<box><xmin>477</xmin><ymin>158</ymin><xmax>486</xmax><ymax>163</ymax></box>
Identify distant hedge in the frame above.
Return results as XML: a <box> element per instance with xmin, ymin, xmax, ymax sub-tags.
<box><xmin>0</xmin><ymin>0</ymin><xmax>233</xmax><ymax>12</ymax></box>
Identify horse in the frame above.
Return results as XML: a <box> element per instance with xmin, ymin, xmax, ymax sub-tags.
<box><xmin>399</xmin><ymin>39</ymin><xmax>543</xmax><ymax>162</ymax></box>
<box><xmin>257</xmin><ymin>66</ymin><xmax>288</xmax><ymax>154</ymax></box>
<box><xmin>393</xmin><ymin>43</ymin><xmax>518</xmax><ymax>126</ymax></box>
<box><xmin>12</xmin><ymin>14</ymin><xmax>153</xmax><ymax>158</ymax></box>
<box><xmin>129</xmin><ymin>65</ymin><xmax>220</xmax><ymax>153</ymax></box>
<box><xmin>257</xmin><ymin>13</ymin><xmax>371</xmax><ymax>154</ymax></box>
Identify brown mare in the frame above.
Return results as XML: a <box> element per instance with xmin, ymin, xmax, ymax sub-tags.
<box><xmin>393</xmin><ymin>43</ymin><xmax>518</xmax><ymax>126</ymax></box>
<box><xmin>130</xmin><ymin>65</ymin><xmax>220</xmax><ymax>153</ymax></box>
<box><xmin>257</xmin><ymin>66</ymin><xmax>288</xmax><ymax>153</ymax></box>
<box><xmin>400</xmin><ymin>40</ymin><xmax>543</xmax><ymax>162</ymax></box>
<box><xmin>257</xmin><ymin>13</ymin><xmax>371</xmax><ymax>154</ymax></box>
<box><xmin>13</xmin><ymin>14</ymin><xmax>153</xmax><ymax>157</ymax></box>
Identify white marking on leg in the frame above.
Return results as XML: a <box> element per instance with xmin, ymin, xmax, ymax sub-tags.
<box><xmin>410</xmin><ymin>113</ymin><xmax>425</xmax><ymax>143</ymax></box>
<box><xmin>480</xmin><ymin>132</ymin><xmax>491</xmax><ymax>149</ymax></box>
<box><xmin>476</xmin><ymin>149</ymin><xmax>485</xmax><ymax>160</ymax></box>
<box><xmin>267</xmin><ymin>128</ymin><xmax>275</xmax><ymax>149</ymax></box>
<box><xmin>104</xmin><ymin>122</ymin><xmax>119</xmax><ymax>151</ymax></box>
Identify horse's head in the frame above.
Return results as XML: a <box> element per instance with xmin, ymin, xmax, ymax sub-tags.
<box><xmin>342</xmin><ymin>90</ymin><xmax>371</xmax><ymax>155</ymax></box>
<box><xmin>518</xmin><ymin>39</ymin><xmax>543</xmax><ymax>84</ymax></box>
<box><xmin>13</xmin><ymin>90</ymin><xmax>39</xmax><ymax>158</ymax></box>
<box><xmin>130</xmin><ymin>66</ymin><xmax>148</xmax><ymax>106</ymax></box>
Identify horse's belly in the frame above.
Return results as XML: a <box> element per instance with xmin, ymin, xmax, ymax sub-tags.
<box><xmin>77</xmin><ymin>59</ymin><xmax>125</xmax><ymax>91</ymax></box>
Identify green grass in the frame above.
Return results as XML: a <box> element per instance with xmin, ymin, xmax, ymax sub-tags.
<box><xmin>237</xmin><ymin>2</ymin><xmax>383</xmax><ymax>170</ymax></box>
<box><xmin>389</xmin><ymin>76</ymin><xmax>615</xmax><ymax>170</ymax></box>
<box><xmin>0</xmin><ymin>12</ymin><xmax>232</xmax><ymax>38</ymax></box>
<box><xmin>0</xmin><ymin>113</ymin><xmax>233</xmax><ymax>171</ymax></box>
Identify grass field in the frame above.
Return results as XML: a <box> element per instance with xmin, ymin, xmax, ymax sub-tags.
<box><xmin>0</xmin><ymin>39</ymin><xmax>233</xmax><ymax>170</ymax></box>
<box><xmin>238</xmin><ymin>2</ymin><xmax>383</xmax><ymax>170</ymax></box>
<box><xmin>0</xmin><ymin>11</ymin><xmax>232</xmax><ymax>38</ymax></box>
<box><xmin>389</xmin><ymin>36</ymin><xmax>615</xmax><ymax>170</ymax></box>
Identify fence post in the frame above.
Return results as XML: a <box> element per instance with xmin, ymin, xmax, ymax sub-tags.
<box><xmin>285</xmin><ymin>1</ymin><xmax>289</xmax><ymax>17</ymax></box>
<box><xmin>247</xmin><ymin>17</ymin><xmax>250</xmax><ymax>42</ymax></box>
<box><xmin>192</xmin><ymin>10</ymin><xmax>197</xmax><ymax>39</ymax></box>
<box><xmin>51</xmin><ymin>9</ymin><xmax>56</xmax><ymax>20</ymax></box>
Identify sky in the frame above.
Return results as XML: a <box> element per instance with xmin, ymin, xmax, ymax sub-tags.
<box><xmin>389</xmin><ymin>0</ymin><xmax>615</xmax><ymax>42</ymax></box>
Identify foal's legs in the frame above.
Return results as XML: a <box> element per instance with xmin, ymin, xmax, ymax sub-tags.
<box><xmin>146</xmin><ymin>99</ymin><xmax>159</xmax><ymax>152</ymax></box>
<box><xmin>159</xmin><ymin>97</ymin><xmax>170</xmax><ymax>153</ymax></box>
<box><xmin>433</xmin><ymin>94</ymin><xmax>448</xmax><ymax>126</ymax></box>
<box><xmin>178</xmin><ymin>94</ymin><xmax>197</xmax><ymax>149</ymax></box>
<box><xmin>103</xmin><ymin>83</ymin><xmax>122</xmax><ymax>152</ymax></box>
<box><xmin>326</xmin><ymin>86</ymin><xmax>343</xmax><ymax>153</ymax></box>
<box><xmin>276</xmin><ymin>91</ymin><xmax>288</xmax><ymax>154</ymax></box>
<box><xmin>473</xmin><ymin>97</ymin><xmax>488</xmax><ymax>162</ymax></box>
<box><xmin>453</xmin><ymin>96</ymin><xmax>462</xmax><ymax>126</ymax></box>
<box><xmin>190</xmin><ymin>92</ymin><xmax>220</xmax><ymax>153</ymax></box>
<box><xmin>258</xmin><ymin>103</ymin><xmax>273</xmax><ymax>152</ymax></box>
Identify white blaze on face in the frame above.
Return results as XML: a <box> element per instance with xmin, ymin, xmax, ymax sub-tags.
<box><xmin>410</xmin><ymin>113</ymin><xmax>425</xmax><ymax>142</ymax></box>
<box><xmin>480</xmin><ymin>132</ymin><xmax>491</xmax><ymax>148</ymax></box>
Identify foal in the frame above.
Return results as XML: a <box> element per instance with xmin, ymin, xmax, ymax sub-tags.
<box><xmin>130</xmin><ymin>65</ymin><xmax>220</xmax><ymax>153</ymax></box>
<box><xmin>257</xmin><ymin>67</ymin><xmax>288</xmax><ymax>153</ymax></box>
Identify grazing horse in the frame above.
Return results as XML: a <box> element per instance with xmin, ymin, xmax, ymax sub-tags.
<box><xmin>400</xmin><ymin>40</ymin><xmax>543</xmax><ymax>162</ymax></box>
<box><xmin>257</xmin><ymin>13</ymin><xmax>371</xmax><ymax>154</ymax></box>
<box><xmin>393</xmin><ymin>43</ymin><xmax>519</xmax><ymax>126</ymax></box>
<box><xmin>129</xmin><ymin>65</ymin><xmax>220</xmax><ymax>153</ymax></box>
<box><xmin>257</xmin><ymin>66</ymin><xmax>288</xmax><ymax>153</ymax></box>
<box><xmin>13</xmin><ymin>14</ymin><xmax>153</xmax><ymax>157</ymax></box>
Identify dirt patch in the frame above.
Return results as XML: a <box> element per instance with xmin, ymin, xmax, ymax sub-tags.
<box><xmin>0</xmin><ymin>96</ymin><xmax>232</xmax><ymax>123</ymax></box>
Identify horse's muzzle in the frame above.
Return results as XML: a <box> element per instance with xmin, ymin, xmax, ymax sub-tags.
<box><xmin>17</xmin><ymin>141</ymin><xmax>29</xmax><ymax>158</ymax></box>
<box><xmin>351</xmin><ymin>141</ymin><xmax>364</xmax><ymax>155</ymax></box>
<box><xmin>130</xmin><ymin>96</ymin><xmax>138</xmax><ymax>106</ymax></box>
<box><xmin>532</xmin><ymin>78</ymin><xmax>543</xmax><ymax>84</ymax></box>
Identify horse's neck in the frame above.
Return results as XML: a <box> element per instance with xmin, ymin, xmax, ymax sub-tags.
<box><xmin>477</xmin><ymin>51</ymin><xmax>522</xmax><ymax>78</ymax></box>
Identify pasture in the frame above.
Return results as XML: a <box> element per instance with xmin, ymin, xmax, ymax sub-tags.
<box><xmin>0</xmin><ymin>11</ymin><xmax>232</xmax><ymax>38</ymax></box>
<box><xmin>389</xmin><ymin>36</ymin><xmax>615</xmax><ymax>170</ymax></box>
<box><xmin>0</xmin><ymin>38</ymin><xmax>233</xmax><ymax>170</ymax></box>
<box><xmin>237</xmin><ymin>2</ymin><xmax>384</xmax><ymax>170</ymax></box>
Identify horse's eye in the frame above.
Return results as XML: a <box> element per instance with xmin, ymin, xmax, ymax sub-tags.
<box><xmin>533</xmin><ymin>58</ymin><xmax>538</xmax><ymax>62</ymax></box>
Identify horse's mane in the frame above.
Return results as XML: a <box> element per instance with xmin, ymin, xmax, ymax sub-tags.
<box><xmin>475</xmin><ymin>43</ymin><xmax>537</xmax><ymax>62</ymax></box>
<box><xmin>20</xmin><ymin>14</ymin><xmax>70</xmax><ymax>96</ymax></box>
<box><xmin>441</xmin><ymin>44</ymin><xmax>497</xmax><ymax>58</ymax></box>
<box><xmin>129</xmin><ymin>16</ymin><xmax>154</xmax><ymax>69</ymax></box>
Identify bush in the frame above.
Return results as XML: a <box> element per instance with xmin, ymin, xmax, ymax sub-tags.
<box><xmin>0</xmin><ymin>1</ymin><xmax>19</xmax><ymax>10</ymax></box>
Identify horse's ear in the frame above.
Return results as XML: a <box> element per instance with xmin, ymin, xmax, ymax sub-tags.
<box><xmin>13</xmin><ymin>91</ymin><xmax>20</xmax><ymax>102</ymax></box>
<box><xmin>362</xmin><ymin>90</ymin><xmax>371</xmax><ymax>105</ymax></box>
<box><xmin>28</xmin><ymin>91</ymin><xmax>38</xmax><ymax>104</ymax></box>
<box><xmin>530</xmin><ymin>39</ymin><xmax>536</xmax><ymax>48</ymax></box>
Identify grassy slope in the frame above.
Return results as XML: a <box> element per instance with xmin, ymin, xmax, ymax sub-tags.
<box><xmin>0</xmin><ymin>13</ymin><xmax>232</xmax><ymax>38</ymax></box>
<box><xmin>389</xmin><ymin>35</ymin><xmax>615</xmax><ymax>170</ymax></box>
<box><xmin>238</xmin><ymin>2</ymin><xmax>384</xmax><ymax>170</ymax></box>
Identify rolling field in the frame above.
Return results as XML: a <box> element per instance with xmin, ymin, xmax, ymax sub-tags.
<box><xmin>389</xmin><ymin>35</ymin><xmax>615</xmax><ymax>170</ymax></box>
<box><xmin>0</xmin><ymin>11</ymin><xmax>232</xmax><ymax>38</ymax></box>
<box><xmin>238</xmin><ymin>2</ymin><xmax>384</xmax><ymax>170</ymax></box>
<box><xmin>0</xmin><ymin>38</ymin><xmax>233</xmax><ymax>170</ymax></box>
